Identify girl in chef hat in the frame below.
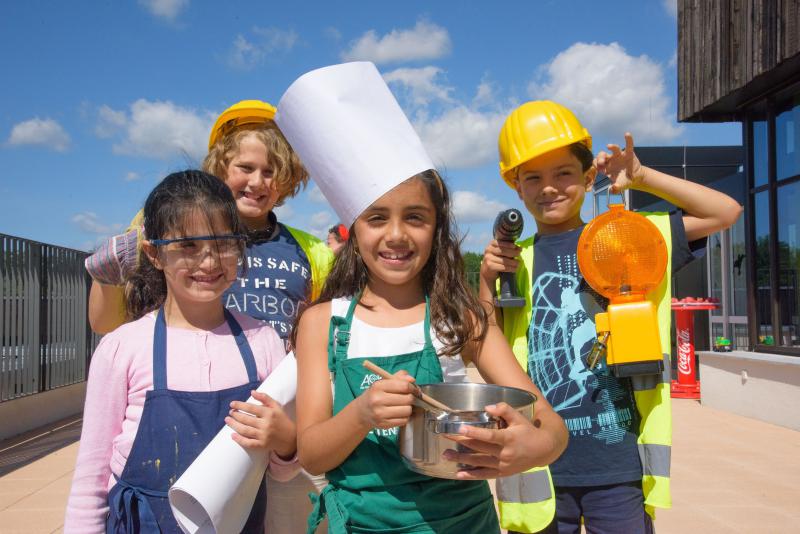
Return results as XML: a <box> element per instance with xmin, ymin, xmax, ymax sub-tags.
<box><xmin>278</xmin><ymin>62</ymin><xmax>568</xmax><ymax>534</ymax></box>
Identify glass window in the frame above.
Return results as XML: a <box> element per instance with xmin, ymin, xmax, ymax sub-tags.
<box><xmin>711</xmin><ymin>322</ymin><xmax>724</xmax><ymax>344</ymax></box>
<box><xmin>753</xmin><ymin>119</ymin><xmax>769</xmax><ymax>188</ymax></box>
<box><xmin>777</xmin><ymin>181</ymin><xmax>800</xmax><ymax>347</ymax></box>
<box><xmin>754</xmin><ymin>190</ymin><xmax>772</xmax><ymax>343</ymax></box>
<box><xmin>730</xmin><ymin>215</ymin><xmax>748</xmax><ymax>316</ymax></box>
<box><xmin>709</xmin><ymin>233</ymin><xmax>723</xmax><ymax>316</ymax></box>
<box><xmin>776</xmin><ymin>97</ymin><xmax>800</xmax><ymax>181</ymax></box>
<box><xmin>733</xmin><ymin>323</ymin><xmax>749</xmax><ymax>351</ymax></box>
<box><xmin>594</xmin><ymin>186</ymin><xmax>609</xmax><ymax>216</ymax></box>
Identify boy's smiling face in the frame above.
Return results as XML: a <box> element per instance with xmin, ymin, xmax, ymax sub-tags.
<box><xmin>514</xmin><ymin>146</ymin><xmax>596</xmax><ymax>235</ymax></box>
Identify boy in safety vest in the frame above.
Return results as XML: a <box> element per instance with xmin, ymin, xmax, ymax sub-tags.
<box><xmin>479</xmin><ymin>101</ymin><xmax>741</xmax><ymax>534</ymax></box>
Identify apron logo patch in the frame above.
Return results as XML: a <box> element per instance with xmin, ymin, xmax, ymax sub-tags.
<box><xmin>360</xmin><ymin>373</ymin><xmax>381</xmax><ymax>390</ymax></box>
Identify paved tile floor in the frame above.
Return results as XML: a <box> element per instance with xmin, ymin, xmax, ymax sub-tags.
<box><xmin>1</xmin><ymin>399</ymin><xmax>798</xmax><ymax>533</ymax></box>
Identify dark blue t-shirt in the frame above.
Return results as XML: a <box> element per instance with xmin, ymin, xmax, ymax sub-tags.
<box><xmin>526</xmin><ymin>211</ymin><xmax>701</xmax><ymax>487</ymax></box>
<box><xmin>224</xmin><ymin>224</ymin><xmax>311</xmax><ymax>341</ymax></box>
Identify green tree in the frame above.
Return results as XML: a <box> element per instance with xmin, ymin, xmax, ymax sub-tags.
<box><xmin>462</xmin><ymin>251</ymin><xmax>482</xmax><ymax>294</ymax></box>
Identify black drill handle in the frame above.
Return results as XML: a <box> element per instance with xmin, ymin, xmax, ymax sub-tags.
<box><xmin>493</xmin><ymin>209</ymin><xmax>525</xmax><ymax>308</ymax></box>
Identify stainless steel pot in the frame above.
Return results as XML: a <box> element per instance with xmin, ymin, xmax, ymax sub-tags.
<box><xmin>398</xmin><ymin>382</ymin><xmax>536</xmax><ymax>479</ymax></box>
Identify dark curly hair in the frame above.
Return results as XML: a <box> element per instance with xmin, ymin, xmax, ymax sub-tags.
<box><xmin>292</xmin><ymin>170</ymin><xmax>487</xmax><ymax>356</ymax></box>
<box><xmin>126</xmin><ymin>170</ymin><xmax>246</xmax><ymax>319</ymax></box>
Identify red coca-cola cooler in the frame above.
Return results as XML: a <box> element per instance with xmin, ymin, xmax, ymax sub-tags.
<box><xmin>671</xmin><ymin>297</ymin><xmax>719</xmax><ymax>399</ymax></box>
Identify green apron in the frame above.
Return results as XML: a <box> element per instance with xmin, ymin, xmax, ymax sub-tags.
<box><xmin>307</xmin><ymin>294</ymin><xmax>500</xmax><ymax>534</ymax></box>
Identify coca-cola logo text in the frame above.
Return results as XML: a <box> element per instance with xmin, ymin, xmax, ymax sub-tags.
<box><xmin>677</xmin><ymin>328</ymin><xmax>692</xmax><ymax>376</ymax></box>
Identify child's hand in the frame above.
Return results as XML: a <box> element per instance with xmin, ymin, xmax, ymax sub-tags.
<box><xmin>227</xmin><ymin>391</ymin><xmax>297</xmax><ymax>459</ymax></box>
<box><xmin>594</xmin><ymin>132</ymin><xmax>645</xmax><ymax>194</ymax></box>
<box><xmin>357</xmin><ymin>370</ymin><xmax>416</xmax><ymax>429</ymax></box>
<box><xmin>480</xmin><ymin>239</ymin><xmax>521</xmax><ymax>285</ymax></box>
<box><xmin>442</xmin><ymin>402</ymin><xmax>556</xmax><ymax>479</ymax></box>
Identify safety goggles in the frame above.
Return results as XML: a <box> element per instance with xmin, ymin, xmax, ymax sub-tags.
<box><xmin>149</xmin><ymin>234</ymin><xmax>245</xmax><ymax>267</ymax></box>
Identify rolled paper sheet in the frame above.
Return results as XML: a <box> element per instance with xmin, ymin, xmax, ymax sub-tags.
<box><xmin>168</xmin><ymin>353</ymin><xmax>298</xmax><ymax>534</ymax></box>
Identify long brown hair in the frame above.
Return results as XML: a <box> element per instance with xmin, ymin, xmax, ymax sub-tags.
<box><xmin>292</xmin><ymin>170</ymin><xmax>487</xmax><ymax>356</ymax></box>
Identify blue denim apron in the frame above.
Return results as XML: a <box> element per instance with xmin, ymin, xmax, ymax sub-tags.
<box><xmin>106</xmin><ymin>309</ymin><xmax>267</xmax><ymax>533</ymax></box>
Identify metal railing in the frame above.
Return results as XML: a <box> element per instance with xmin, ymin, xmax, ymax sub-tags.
<box><xmin>1</xmin><ymin>234</ymin><xmax>100</xmax><ymax>402</ymax></box>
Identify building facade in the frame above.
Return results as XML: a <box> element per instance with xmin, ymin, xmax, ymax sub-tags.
<box><xmin>679</xmin><ymin>0</ymin><xmax>800</xmax><ymax>356</ymax></box>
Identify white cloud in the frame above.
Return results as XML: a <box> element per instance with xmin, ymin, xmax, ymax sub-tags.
<box><xmin>311</xmin><ymin>211</ymin><xmax>334</xmax><ymax>227</ymax></box>
<box><xmin>72</xmin><ymin>212</ymin><xmax>123</xmax><ymax>235</ymax></box>
<box><xmin>384</xmin><ymin>66</ymin><xmax>453</xmax><ymax>107</ymax></box>
<box><xmin>452</xmin><ymin>191</ymin><xmax>508</xmax><ymax>224</ymax></box>
<box><xmin>667</xmin><ymin>50</ymin><xmax>678</xmax><ymax>68</ymax></box>
<box><xmin>662</xmin><ymin>0</ymin><xmax>677</xmax><ymax>18</ymax></box>
<box><xmin>325</xmin><ymin>27</ymin><xmax>342</xmax><ymax>42</ymax></box>
<box><xmin>227</xmin><ymin>27</ymin><xmax>298</xmax><ymax>69</ymax></box>
<box><xmin>461</xmin><ymin>230</ymin><xmax>493</xmax><ymax>252</ymax></box>
<box><xmin>7</xmin><ymin>118</ymin><xmax>71</xmax><ymax>152</ymax></box>
<box><xmin>95</xmin><ymin>105</ymin><xmax>127</xmax><ymax>138</ymax></box>
<box><xmin>414</xmin><ymin>106</ymin><xmax>507</xmax><ymax>169</ymax></box>
<box><xmin>528</xmin><ymin>42</ymin><xmax>682</xmax><ymax>144</ymax></box>
<box><xmin>307</xmin><ymin>185</ymin><xmax>328</xmax><ymax>203</ymax></box>
<box><xmin>473</xmin><ymin>79</ymin><xmax>495</xmax><ymax>107</ymax></box>
<box><xmin>274</xmin><ymin>204</ymin><xmax>294</xmax><ymax>220</ymax></box>
<box><xmin>304</xmin><ymin>210</ymin><xmax>335</xmax><ymax>239</ymax></box>
<box><xmin>111</xmin><ymin>99</ymin><xmax>213</xmax><ymax>161</ymax></box>
<box><xmin>124</xmin><ymin>171</ymin><xmax>141</xmax><ymax>181</ymax></box>
<box><xmin>341</xmin><ymin>20</ymin><xmax>451</xmax><ymax>65</ymax></box>
<box><xmin>138</xmin><ymin>0</ymin><xmax>189</xmax><ymax>21</ymax></box>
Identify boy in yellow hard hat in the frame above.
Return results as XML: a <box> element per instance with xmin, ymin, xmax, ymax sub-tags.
<box><xmin>480</xmin><ymin>101</ymin><xmax>741</xmax><ymax>534</ymax></box>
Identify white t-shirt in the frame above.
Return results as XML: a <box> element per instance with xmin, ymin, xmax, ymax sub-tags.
<box><xmin>330</xmin><ymin>296</ymin><xmax>468</xmax><ymax>383</ymax></box>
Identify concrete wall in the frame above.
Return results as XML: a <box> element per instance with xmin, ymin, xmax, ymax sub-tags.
<box><xmin>698</xmin><ymin>350</ymin><xmax>800</xmax><ymax>431</ymax></box>
<box><xmin>0</xmin><ymin>383</ymin><xmax>85</xmax><ymax>441</ymax></box>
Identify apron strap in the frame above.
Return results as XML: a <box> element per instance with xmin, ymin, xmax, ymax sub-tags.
<box><xmin>327</xmin><ymin>294</ymin><xmax>359</xmax><ymax>373</ymax></box>
<box><xmin>223</xmin><ymin>309</ymin><xmax>259</xmax><ymax>384</ymax></box>
<box><xmin>107</xmin><ymin>476</ymin><xmax>167</xmax><ymax>533</ymax></box>
<box><xmin>153</xmin><ymin>309</ymin><xmax>168</xmax><ymax>391</ymax></box>
<box><xmin>152</xmin><ymin>308</ymin><xmax>260</xmax><ymax>390</ymax></box>
<box><xmin>307</xmin><ymin>484</ymin><xmax>349</xmax><ymax>534</ymax></box>
<box><xmin>422</xmin><ymin>294</ymin><xmax>433</xmax><ymax>349</ymax></box>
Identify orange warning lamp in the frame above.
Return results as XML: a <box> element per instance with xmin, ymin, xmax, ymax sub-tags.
<box><xmin>577</xmin><ymin>204</ymin><xmax>668</xmax><ymax>377</ymax></box>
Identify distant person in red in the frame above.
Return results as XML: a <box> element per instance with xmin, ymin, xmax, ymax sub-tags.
<box><xmin>326</xmin><ymin>223</ymin><xmax>349</xmax><ymax>254</ymax></box>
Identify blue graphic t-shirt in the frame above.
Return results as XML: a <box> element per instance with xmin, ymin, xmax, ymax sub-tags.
<box><xmin>527</xmin><ymin>212</ymin><xmax>700</xmax><ymax>487</ymax></box>
<box><xmin>224</xmin><ymin>224</ymin><xmax>311</xmax><ymax>341</ymax></box>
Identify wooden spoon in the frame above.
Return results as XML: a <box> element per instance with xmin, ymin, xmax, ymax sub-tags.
<box><xmin>362</xmin><ymin>360</ymin><xmax>456</xmax><ymax>413</ymax></box>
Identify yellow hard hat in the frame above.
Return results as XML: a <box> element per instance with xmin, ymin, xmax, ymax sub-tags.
<box><xmin>498</xmin><ymin>100</ymin><xmax>592</xmax><ymax>188</ymax></box>
<box><xmin>208</xmin><ymin>99</ymin><xmax>277</xmax><ymax>149</ymax></box>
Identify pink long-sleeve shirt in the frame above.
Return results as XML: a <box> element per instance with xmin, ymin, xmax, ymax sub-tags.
<box><xmin>64</xmin><ymin>310</ymin><xmax>299</xmax><ymax>533</ymax></box>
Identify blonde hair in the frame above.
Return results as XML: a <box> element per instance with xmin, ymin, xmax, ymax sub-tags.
<box><xmin>202</xmin><ymin>123</ymin><xmax>308</xmax><ymax>206</ymax></box>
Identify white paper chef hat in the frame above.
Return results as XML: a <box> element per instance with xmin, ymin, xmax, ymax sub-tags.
<box><xmin>275</xmin><ymin>62</ymin><xmax>436</xmax><ymax>228</ymax></box>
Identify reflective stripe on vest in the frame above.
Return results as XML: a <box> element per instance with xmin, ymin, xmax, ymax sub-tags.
<box><xmin>638</xmin><ymin>443</ymin><xmax>671</xmax><ymax>478</ymax></box>
<box><xmin>496</xmin><ymin>469</ymin><xmax>552</xmax><ymax>504</ymax></box>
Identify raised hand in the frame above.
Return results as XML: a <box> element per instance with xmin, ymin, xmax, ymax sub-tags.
<box><xmin>594</xmin><ymin>132</ymin><xmax>644</xmax><ymax>194</ymax></box>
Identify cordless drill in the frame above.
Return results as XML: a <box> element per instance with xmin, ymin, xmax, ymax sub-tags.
<box><xmin>493</xmin><ymin>209</ymin><xmax>525</xmax><ymax>307</ymax></box>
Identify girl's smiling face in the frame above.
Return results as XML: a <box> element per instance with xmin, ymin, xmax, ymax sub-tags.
<box><xmin>145</xmin><ymin>211</ymin><xmax>241</xmax><ymax>306</ymax></box>
<box><xmin>223</xmin><ymin>134</ymin><xmax>279</xmax><ymax>229</ymax></box>
<box><xmin>353</xmin><ymin>178</ymin><xmax>436</xmax><ymax>291</ymax></box>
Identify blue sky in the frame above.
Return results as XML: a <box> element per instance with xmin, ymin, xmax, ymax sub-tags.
<box><xmin>0</xmin><ymin>0</ymin><xmax>741</xmax><ymax>253</ymax></box>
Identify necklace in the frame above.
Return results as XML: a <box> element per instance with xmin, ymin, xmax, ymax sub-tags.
<box><xmin>246</xmin><ymin>211</ymin><xmax>278</xmax><ymax>244</ymax></box>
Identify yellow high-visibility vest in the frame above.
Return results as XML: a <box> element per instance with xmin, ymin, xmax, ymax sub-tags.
<box><xmin>496</xmin><ymin>213</ymin><xmax>673</xmax><ymax>533</ymax></box>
